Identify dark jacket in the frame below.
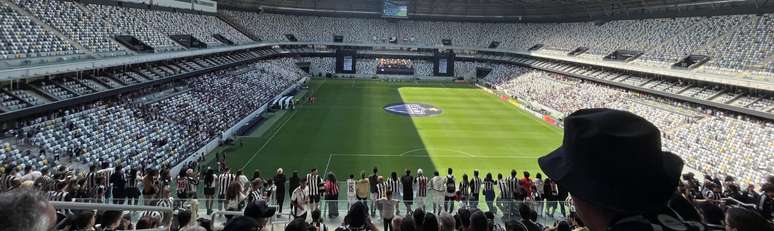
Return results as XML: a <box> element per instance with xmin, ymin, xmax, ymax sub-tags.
<box><xmin>110</xmin><ymin>171</ymin><xmax>127</xmax><ymax>196</ymax></box>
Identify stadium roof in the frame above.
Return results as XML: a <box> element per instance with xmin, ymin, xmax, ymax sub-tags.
<box><xmin>218</xmin><ymin>0</ymin><xmax>774</xmax><ymax>22</ymax></box>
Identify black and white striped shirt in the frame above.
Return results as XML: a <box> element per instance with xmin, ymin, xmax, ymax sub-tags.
<box><xmin>249</xmin><ymin>189</ymin><xmax>263</xmax><ymax>202</ymax></box>
<box><xmin>306</xmin><ymin>173</ymin><xmax>321</xmax><ymax>196</ymax></box>
<box><xmin>470</xmin><ymin>177</ymin><xmax>482</xmax><ymax>195</ymax></box>
<box><xmin>508</xmin><ymin>177</ymin><xmax>519</xmax><ymax>199</ymax></box>
<box><xmin>377</xmin><ymin>182</ymin><xmax>389</xmax><ymax>198</ymax></box>
<box><xmin>498</xmin><ymin>180</ymin><xmax>510</xmax><ymax>199</ymax></box>
<box><xmin>85</xmin><ymin>172</ymin><xmax>98</xmax><ymax>190</ymax></box>
<box><xmin>186</xmin><ymin>177</ymin><xmax>198</xmax><ymax>194</ymax></box>
<box><xmin>48</xmin><ymin>191</ymin><xmax>71</xmax><ymax>202</ymax></box>
<box><xmin>388</xmin><ymin>178</ymin><xmax>401</xmax><ymax>198</ymax></box>
<box><xmin>217</xmin><ymin>173</ymin><xmax>236</xmax><ymax>196</ymax></box>
<box><xmin>0</xmin><ymin>175</ymin><xmax>16</xmax><ymax>192</ymax></box>
<box><xmin>143</xmin><ymin>197</ymin><xmax>174</xmax><ymax>219</ymax></box>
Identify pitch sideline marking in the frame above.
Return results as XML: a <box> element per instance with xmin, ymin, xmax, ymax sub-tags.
<box><xmin>397</xmin><ymin>148</ymin><xmax>475</xmax><ymax>157</ymax></box>
<box><xmin>239</xmin><ymin>109</ymin><xmax>298</xmax><ymax>170</ymax></box>
<box><xmin>323</xmin><ymin>153</ymin><xmax>334</xmax><ymax>176</ymax></box>
<box><xmin>240</xmin><ymin>80</ymin><xmax>327</xmax><ymax>170</ymax></box>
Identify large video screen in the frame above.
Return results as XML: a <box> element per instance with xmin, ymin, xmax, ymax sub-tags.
<box><xmin>383</xmin><ymin>0</ymin><xmax>408</xmax><ymax>18</ymax></box>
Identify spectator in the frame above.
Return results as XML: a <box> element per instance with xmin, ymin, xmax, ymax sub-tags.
<box><xmin>378</xmin><ymin>190</ymin><xmax>400</xmax><ymax>231</ymax></box>
<box><xmin>110</xmin><ymin>164</ymin><xmax>126</xmax><ymax>205</ymax></box>
<box><xmin>225</xmin><ymin>181</ymin><xmax>247</xmax><ymax>221</ymax></box>
<box><xmin>696</xmin><ymin>202</ymin><xmax>725</xmax><ymax>229</ymax></box>
<box><xmin>413</xmin><ymin>208</ymin><xmax>426</xmax><ymax>230</ymax></box>
<box><xmin>518</xmin><ymin>204</ymin><xmax>540</xmax><ymax>231</ymax></box>
<box><xmin>759</xmin><ymin>183</ymin><xmax>774</xmax><ymax>220</ymax></box>
<box><xmin>370</xmin><ymin>167</ymin><xmax>380</xmax><ymax>217</ymax></box>
<box><xmin>431</xmin><ymin>171</ymin><xmax>445</xmax><ymax>214</ymax></box>
<box><xmin>423</xmin><ymin>212</ymin><xmax>439</xmax><ymax>231</ymax></box>
<box><xmin>203</xmin><ymin>167</ymin><xmax>217</xmax><ymax>215</ymax></box>
<box><xmin>347</xmin><ymin>174</ymin><xmax>358</xmax><ymax>209</ymax></box>
<box><xmin>99</xmin><ymin>210</ymin><xmax>124</xmax><ymax>231</ymax></box>
<box><xmin>357</xmin><ymin>171</ymin><xmax>371</xmax><ymax>206</ymax></box>
<box><xmin>292</xmin><ymin>179</ymin><xmax>309</xmax><ymax>220</ymax></box>
<box><xmin>274</xmin><ymin>168</ymin><xmax>287</xmax><ymax>217</ymax></box>
<box><xmin>469</xmin><ymin>211</ymin><xmax>487</xmax><ymax>231</ymax></box>
<box><xmin>244</xmin><ymin>199</ymin><xmax>277</xmax><ymax>230</ymax></box>
<box><xmin>438</xmin><ymin>212</ymin><xmax>455</xmax><ymax>231</ymax></box>
<box><xmin>70</xmin><ymin>211</ymin><xmax>97</xmax><ymax>231</ymax></box>
<box><xmin>0</xmin><ymin>189</ymin><xmax>56</xmax><ymax>231</ymax></box>
<box><xmin>400</xmin><ymin>215</ymin><xmax>415</xmax><ymax>231</ymax></box>
<box><xmin>402</xmin><ymin>169</ymin><xmax>415</xmax><ymax>212</ymax></box>
<box><xmin>724</xmin><ymin>206</ymin><xmax>774</xmax><ymax>231</ymax></box>
<box><xmin>311</xmin><ymin>209</ymin><xmax>327</xmax><ymax>231</ymax></box>
<box><xmin>324</xmin><ymin>172</ymin><xmax>339</xmax><ymax>218</ymax></box>
<box><xmin>289</xmin><ymin>171</ymin><xmax>300</xmax><ymax>215</ymax></box>
<box><xmin>174</xmin><ymin>209</ymin><xmax>198</xmax><ymax>230</ymax></box>
<box><xmin>482</xmin><ymin>173</ymin><xmax>496</xmax><ymax>214</ymax></box>
<box><xmin>392</xmin><ymin>216</ymin><xmax>404</xmax><ymax>231</ymax></box>
<box><xmin>224</xmin><ymin>216</ymin><xmax>260</xmax><ymax>231</ymax></box>
<box><xmin>537</xmin><ymin>109</ymin><xmax>702</xmax><ymax>230</ymax></box>
<box><xmin>343</xmin><ymin>201</ymin><xmax>378</xmax><ymax>231</ymax></box>
<box><xmin>286</xmin><ymin>218</ymin><xmax>314</xmax><ymax>231</ymax></box>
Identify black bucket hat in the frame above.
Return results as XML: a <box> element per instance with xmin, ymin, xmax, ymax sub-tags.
<box><xmin>538</xmin><ymin>108</ymin><xmax>684</xmax><ymax>212</ymax></box>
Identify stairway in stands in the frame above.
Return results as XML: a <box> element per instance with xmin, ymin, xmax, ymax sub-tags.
<box><xmin>70</xmin><ymin>1</ymin><xmax>136</xmax><ymax>56</ymax></box>
<box><xmin>217</xmin><ymin>13</ymin><xmax>261</xmax><ymax>42</ymax></box>
<box><xmin>1</xmin><ymin>0</ymin><xmax>93</xmax><ymax>56</ymax></box>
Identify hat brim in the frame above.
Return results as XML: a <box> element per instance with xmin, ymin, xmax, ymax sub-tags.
<box><xmin>263</xmin><ymin>207</ymin><xmax>277</xmax><ymax>217</ymax></box>
<box><xmin>539</xmin><ymin>145</ymin><xmax>685</xmax><ymax>212</ymax></box>
<box><xmin>538</xmin><ymin>146</ymin><xmax>571</xmax><ymax>182</ymax></box>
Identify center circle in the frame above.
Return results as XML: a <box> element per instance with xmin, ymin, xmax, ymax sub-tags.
<box><xmin>383</xmin><ymin>103</ymin><xmax>443</xmax><ymax>117</ymax></box>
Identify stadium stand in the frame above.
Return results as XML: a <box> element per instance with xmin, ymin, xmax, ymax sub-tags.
<box><xmin>482</xmin><ymin>64</ymin><xmax>774</xmax><ymax>185</ymax></box>
<box><xmin>0</xmin><ymin>4</ymin><xmax>774</xmax><ymax>231</ymax></box>
<box><xmin>13</xmin><ymin>59</ymin><xmax>303</xmax><ymax>171</ymax></box>
<box><xmin>127</xmin><ymin>8</ymin><xmax>252</xmax><ymax>46</ymax></box>
<box><xmin>0</xmin><ymin>1</ymin><xmax>77</xmax><ymax>59</ymax></box>
<box><xmin>13</xmin><ymin>0</ymin><xmax>126</xmax><ymax>55</ymax></box>
<box><xmin>84</xmin><ymin>4</ymin><xmax>182</xmax><ymax>52</ymax></box>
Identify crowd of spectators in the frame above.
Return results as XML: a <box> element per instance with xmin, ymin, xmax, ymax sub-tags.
<box><xmin>219</xmin><ymin>10</ymin><xmax>774</xmax><ymax>79</ymax></box>
<box><xmin>0</xmin><ymin>123</ymin><xmax>773</xmax><ymax>230</ymax></box>
<box><xmin>3</xmin><ymin>2</ymin><xmax>774</xmax><ymax>80</ymax></box>
<box><xmin>482</xmin><ymin>64</ymin><xmax>774</xmax><ymax>186</ymax></box>
<box><xmin>0</xmin><ymin>59</ymin><xmax>304</xmax><ymax>176</ymax></box>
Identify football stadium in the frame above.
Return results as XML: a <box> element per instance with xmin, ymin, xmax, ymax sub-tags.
<box><xmin>0</xmin><ymin>0</ymin><xmax>773</xmax><ymax>230</ymax></box>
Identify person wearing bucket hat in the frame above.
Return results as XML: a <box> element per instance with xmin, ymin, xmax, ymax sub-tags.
<box><xmin>245</xmin><ymin>199</ymin><xmax>277</xmax><ymax>230</ymax></box>
<box><xmin>538</xmin><ymin>108</ymin><xmax>714</xmax><ymax>231</ymax></box>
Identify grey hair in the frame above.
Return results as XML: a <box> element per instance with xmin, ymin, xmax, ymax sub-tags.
<box><xmin>0</xmin><ymin>189</ymin><xmax>51</xmax><ymax>231</ymax></box>
<box><xmin>438</xmin><ymin>212</ymin><xmax>455</xmax><ymax>231</ymax></box>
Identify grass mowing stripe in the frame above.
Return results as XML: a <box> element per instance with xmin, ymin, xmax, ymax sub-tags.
<box><xmin>239</xmin><ymin>109</ymin><xmax>298</xmax><ymax>170</ymax></box>
<box><xmin>224</xmin><ymin>79</ymin><xmax>561</xmax><ymax>180</ymax></box>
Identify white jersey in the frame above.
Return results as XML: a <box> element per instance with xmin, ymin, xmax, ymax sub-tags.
<box><xmin>291</xmin><ymin>186</ymin><xmax>310</xmax><ymax>216</ymax></box>
<box><xmin>430</xmin><ymin>176</ymin><xmax>446</xmax><ymax>192</ymax></box>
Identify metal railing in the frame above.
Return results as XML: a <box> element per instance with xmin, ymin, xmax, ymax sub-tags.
<box><xmin>50</xmin><ymin>201</ymin><xmax>174</xmax><ymax>231</ymax></box>
<box><xmin>57</xmin><ymin>197</ymin><xmax>573</xmax><ymax>227</ymax></box>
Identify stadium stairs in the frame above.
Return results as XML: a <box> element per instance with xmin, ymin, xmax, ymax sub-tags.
<box><xmin>1</xmin><ymin>0</ymin><xmax>93</xmax><ymax>56</ymax></box>
<box><xmin>71</xmin><ymin>1</ymin><xmax>137</xmax><ymax>56</ymax></box>
<box><xmin>217</xmin><ymin>13</ymin><xmax>261</xmax><ymax>42</ymax></box>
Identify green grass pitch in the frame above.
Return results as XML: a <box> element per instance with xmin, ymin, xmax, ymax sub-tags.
<box><xmin>223</xmin><ymin>79</ymin><xmax>562</xmax><ymax>179</ymax></box>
